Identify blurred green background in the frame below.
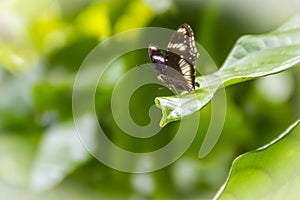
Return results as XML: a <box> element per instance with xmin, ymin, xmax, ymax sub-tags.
<box><xmin>0</xmin><ymin>0</ymin><xmax>299</xmax><ymax>199</ymax></box>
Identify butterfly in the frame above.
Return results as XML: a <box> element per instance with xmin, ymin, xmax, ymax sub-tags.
<box><xmin>148</xmin><ymin>23</ymin><xmax>199</xmax><ymax>93</ymax></box>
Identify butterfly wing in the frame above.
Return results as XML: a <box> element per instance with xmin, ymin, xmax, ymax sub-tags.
<box><xmin>148</xmin><ymin>44</ymin><xmax>166</xmax><ymax>73</ymax></box>
<box><xmin>165</xmin><ymin>24</ymin><xmax>199</xmax><ymax>91</ymax></box>
<box><xmin>148</xmin><ymin>44</ymin><xmax>188</xmax><ymax>92</ymax></box>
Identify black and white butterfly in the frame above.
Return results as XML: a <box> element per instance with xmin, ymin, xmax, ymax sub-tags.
<box><xmin>148</xmin><ymin>23</ymin><xmax>199</xmax><ymax>93</ymax></box>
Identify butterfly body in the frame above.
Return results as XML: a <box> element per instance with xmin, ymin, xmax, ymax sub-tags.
<box><xmin>148</xmin><ymin>24</ymin><xmax>199</xmax><ymax>93</ymax></box>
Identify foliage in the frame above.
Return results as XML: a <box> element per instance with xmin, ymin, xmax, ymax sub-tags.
<box><xmin>156</xmin><ymin>15</ymin><xmax>300</xmax><ymax>127</ymax></box>
<box><xmin>215</xmin><ymin>119</ymin><xmax>300</xmax><ymax>200</ymax></box>
<box><xmin>0</xmin><ymin>0</ymin><xmax>299</xmax><ymax>199</ymax></box>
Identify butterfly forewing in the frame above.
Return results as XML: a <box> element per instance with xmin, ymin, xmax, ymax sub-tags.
<box><xmin>165</xmin><ymin>24</ymin><xmax>199</xmax><ymax>90</ymax></box>
<box><xmin>166</xmin><ymin>24</ymin><xmax>199</xmax><ymax>65</ymax></box>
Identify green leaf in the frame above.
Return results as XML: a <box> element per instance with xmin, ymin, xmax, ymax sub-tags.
<box><xmin>214</xmin><ymin>119</ymin><xmax>300</xmax><ymax>200</ymax></box>
<box><xmin>155</xmin><ymin>15</ymin><xmax>300</xmax><ymax>127</ymax></box>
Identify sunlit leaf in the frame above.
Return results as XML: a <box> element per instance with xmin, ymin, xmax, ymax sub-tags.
<box><xmin>214</xmin><ymin>119</ymin><xmax>300</xmax><ymax>200</ymax></box>
<box><xmin>29</xmin><ymin>12</ymin><xmax>70</xmax><ymax>52</ymax></box>
<box><xmin>76</xmin><ymin>3</ymin><xmax>111</xmax><ymax>40</ymax></box>
<box><xmin>155</xmin><ymin>15</ymin><xmax>300</xmax><ymax>127</ymax></box>
<box><xmin>114</xmin><ymin>0</ymin><xmax>154</xmax><ymax>33</ymax></box>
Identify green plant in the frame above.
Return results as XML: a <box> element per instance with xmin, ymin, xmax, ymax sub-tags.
<box><xmin>156</xmin><ymin>15</ymin><xmax>300</xmax><ymax>127</ymax></box>
<box><xmin>215</xmin><ymin>119</ymin><xmax>300</xmax><ymax>199</ymax></box>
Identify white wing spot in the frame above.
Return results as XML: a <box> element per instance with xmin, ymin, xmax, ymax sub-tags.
<box><xmin>178</xmin><ymin>27</ymin><xmax>187</xmax><ymax>34</ymax></box>
<box><xmin>179</xmin><ymin>45</ymin><xmax>187</xmax><ymax>51</ymax></box>
<box><xmin>153</xmin><ymin>55</ymin><xmax>164</xmax><ymax>63</ymax></box>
